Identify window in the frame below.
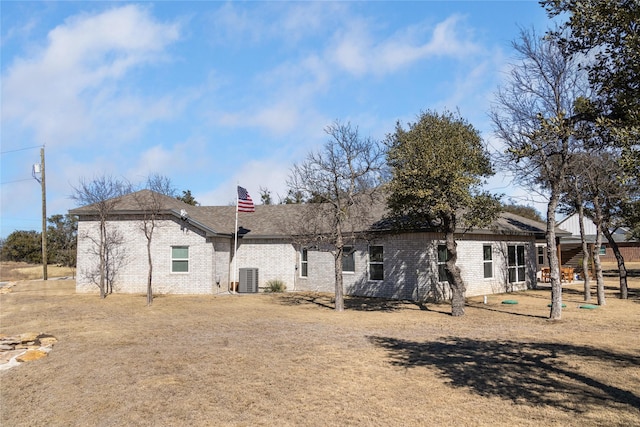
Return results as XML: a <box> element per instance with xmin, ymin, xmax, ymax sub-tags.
<box><xmin>508</xmin><ymin>245</ymin><xmax>526</xmax><ymax>283</ymax></box>
<box><xmin>438</xmin><ymin>245</ymin><xmax>448</xmax><ymax>282</ymax></box>
<box><xmin>599</xmin><ymin>245</ymin><xmax>606</xmax><ymax>255</ymax></box>
<box><xmin>342</xmin><ymin>246</ymin><xmax>355</xmax><ymax>273</ymax></box>
<box><xmin>537</xmin><ymin>246</ymin><xmax>544</xmax><ymax>265</ymax></box>
<box><xmin>483</xmin><ymin>245</ymin><xmax>493</xmax><ymax>278</ymax></box>
<box><xmin>369</xmin><ymin>246</ymin><xmax>383</xmax><ymax>281</ymax></box>
<box><xmin>300</xmin><ymin>249</ymin><xmax>308</xmax><ymax>277</ymax></box>
<box><xmin>171</xmin><ymin>246</ymin><xmax>189</xmax><ymax>273</ymax></box>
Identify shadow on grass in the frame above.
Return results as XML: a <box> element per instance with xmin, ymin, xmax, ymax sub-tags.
<box><xmin>465</xmin><ymin>302</ymin><xmax>549</xmax><ymax>319</ymax></box>
<box><xmin>277</xmin><ymin>292</ymin><xmax>449</xmax><ymax>314</ymax></box>
<box><xmin>369</xmin><ymin>335</ymin><xmax>640</xmax><ymax>412</ymax></box>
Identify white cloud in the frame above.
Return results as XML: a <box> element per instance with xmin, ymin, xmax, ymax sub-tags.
<box><xmin>328</xmin><ymin>14</ymin><xmax>481</xmax><ymax>77</ymax></box>
<box><xmin>1</xmin><ymin>4</ymin><xmax>181</xmax><ymax>147</ymax></box>
<box><xmin>207</xmin><ymin>2</ymin><xmax>346</xmax><ymax>47</ymax></box>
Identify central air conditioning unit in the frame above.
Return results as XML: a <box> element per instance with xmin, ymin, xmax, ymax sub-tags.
<box><xmin>239</xmin><ymin>268</ymin><xmax>259</xmax><ymax>293</ymax></box>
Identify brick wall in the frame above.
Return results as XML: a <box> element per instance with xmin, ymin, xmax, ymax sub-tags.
<box><xmin>76</xmin><ymin>217</ymin><xmax>537</xmax><ymax>299</ymax></box>
<box><xmin>293</xmin><ymin>233</ymin><xmax>535</xmax><ymax>300</ymax></box>
<box><xmin>76</xmin><ymin>217</ymin><xmax>229</xmax><ymax>295</ymax></box>
<box><xmin>234</xmin><ymin>238</ymin><xmax>297</xmax><ymax>290</ymax></box>
<box><xmin>600</xmin><ymin>243</ymin><xmax>640</xmax><ymax>262</ymax></box>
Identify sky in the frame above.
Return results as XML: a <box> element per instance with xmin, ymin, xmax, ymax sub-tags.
<box><xmin>1</xmin><ymin>1</ymin><xmax>553</xmax><ymax>238</ymax></box>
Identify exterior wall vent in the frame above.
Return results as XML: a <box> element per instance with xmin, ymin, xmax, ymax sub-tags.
<box><xmin>239</xmin><ymin>268</ymin><xmax>259</xmax><ymax>293</ymax></box>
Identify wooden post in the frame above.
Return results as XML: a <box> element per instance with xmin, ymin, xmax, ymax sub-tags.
<box><xmin>40</xmin><ymin>147</ymin><xmax>48</xmax><ymax>281</ymax></box>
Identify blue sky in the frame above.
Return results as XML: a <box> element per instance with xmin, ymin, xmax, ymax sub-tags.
<box><xmin>1</xmin><ymin>1</ymin><xmax>552</xmax><ymax>238</ymax></box>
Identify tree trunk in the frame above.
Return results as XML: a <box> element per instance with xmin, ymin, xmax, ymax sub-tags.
<box><xmin>592</xmin><ymin>222</ymin><xmax>606</xmax><ymax>306</ymax></box>
<box><xmin>577</xmin><ymin>204</ymin><xmax>591</xmax><ymax>302</ymax></box>
<box><xmin>334</xmin><ymin>229</ymin><xmax>345</xmax><ymax>312</ymax></box>
<box><xmin>546</xmin><ymin>192</ymin><xmax>562</xmax><ymax>320</ymax></box>
<box><xmin>146</xmin><ymin>226</ymin><xmax>154</xmax><ymax>306</ymax></box>
<box><xmin>99</xmin><ymin>221</ymin><xmax>106</xmax><ymax>299</ymax></box>
<box><xmin>592</xmin><ymin>200</ymin><xmax>606</xmax><ymax>306</ymax></box>
<box><xmin>147</xmin><ymin>241</ymin><xmax>153</xmax><ymax>306</ymax></box>
<box><xmin>602</xmin><ymin>227</ymin><xmax>628</xmax><ymax>299</ymax></box>
<box><xmin>334</xmin><ymin>252</ymin><xmax>344</xmax><ymax>312</ymax></box>
<box><xmin>444</xmin><ymin>214</ymin><xmax>465</xmax><ymax>317</ymax></box>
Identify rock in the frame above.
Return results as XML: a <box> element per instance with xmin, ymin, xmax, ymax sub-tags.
<box><xmin>16</xmin><ymin>349</ymin><xmax>48</xmax><ymax>363</ymax></box>
<box><xmin>19</xmin><ymin>332</ymin><xmax>40</xmax><ymax>343</ymax></box>
<box><xmin>39</xmin><ymin>336</ymin><xmax>57</xmax><ymax>346</ymax></box>
<box><xmin>0</xmin><ymin>332</ymin><xmax>56</xmax><ymax>370</ymax></box>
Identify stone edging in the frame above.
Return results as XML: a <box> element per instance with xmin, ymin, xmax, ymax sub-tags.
<box><xmin>0</xmin><ymin>333</ymin><xmax>57</xmax><ymax>371</ymax></box>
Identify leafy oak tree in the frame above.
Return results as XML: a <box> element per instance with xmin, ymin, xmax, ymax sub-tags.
<box><xmin>47</xmin><ymin>214</ymin><xmax>77</xmax><ymax>269</ymax></box>
<box><xmin>385</xmin><ymin>110</ymin><xmax>501</xmax><ymax>317</ymax></box>
<box><xmin>543</xmin><ymin>0</ymin><xmax>640</xmax><ymax>176</ymax></box>
<box><xmin>1</xmin><ymin>230</ymin><xmax>42</xmax><ymax>263</ymax></box>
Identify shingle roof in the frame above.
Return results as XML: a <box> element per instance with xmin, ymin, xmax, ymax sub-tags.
<box><xmin>70</xmin><ymin>189</ymin><xmax>560</xmax><ymax>239</ymax></box>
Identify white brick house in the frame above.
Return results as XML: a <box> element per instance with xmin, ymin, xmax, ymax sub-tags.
<box><xmin>71</xmin><ymin>190</ymin><xmax>551</xmax><ymax>300</ymax></box>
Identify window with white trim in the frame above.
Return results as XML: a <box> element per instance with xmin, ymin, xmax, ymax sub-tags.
<box><xmin>483</xmin><ymin>245</ymin><xmax>493</xmax><ymax>278</ymax></box>
<box><xmin>438</xmin><ymin>244</ymin><xmax>448</xmax><ymax>282</ymax></box>
<box><xmin>171</xmin><ymin>246</ymin><xmax>189</xmax><ymax>273</ymax></box>
<box><xmin>369</xmin><ymin>246</ymin><xmax>383</xmax><ymax>281</ymax></box>
<box><xmin>599</xmin><ymin>245</ymin><xmax>606</xmax><ymax>255</ymax></box>
<box><xmin>508</xmin><ymin>245</ymin><xmax>526</xmax><ymax>283</ymax></box>
<box><xmin>342</xmin><ymin>246</ymin><xmax>355</xmax><ymax>273</ymax></box>
<box><xmin>300</xmin><ymin>249</ymin><xmax>308</xmax><ymax>277</ymax></box>
<box><xmin>537</xmin><ymin>246</ymin><xmax>544</xmax><ymax>265</ymax></box>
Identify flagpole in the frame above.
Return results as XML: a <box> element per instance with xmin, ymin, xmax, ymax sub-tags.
<box><xmin>233</xmin><ymin>186</ymin><xmax>239</xmax><ymax>293</ymax></box>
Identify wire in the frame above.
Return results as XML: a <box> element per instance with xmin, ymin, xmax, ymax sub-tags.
<box><xmin>0</xmin><ymin>145</ymin><xmax>43</xmax><ymax>155</ymax></box>
<box><xmin>1</xmin><ymin>178</ymin><xmax>34</xmax><ymax>185</ymax></box>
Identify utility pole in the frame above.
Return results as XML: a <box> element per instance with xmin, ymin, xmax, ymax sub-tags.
<box><xmin>33</xmin><ymin>147</ymin><xmax>47</xmax><ymax>280</ymax></box>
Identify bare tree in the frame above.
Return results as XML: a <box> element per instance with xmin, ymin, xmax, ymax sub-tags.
<box><xmin>287</xmin><ymin>121</ymin><xmax>386</xmax><ymax>311</ymax></box>
<box><xmin>80</xmin><ymin>227</ymin><xmax>127</xmax><ymax>294</ymax></box>
<box><xmin>490</xmin><ymin>27</ymin><xmax>588</xmax><ymax>320</ymax></box>
<box><xmin>134</xmin><ymin>174</ymin><xmax>177</xmax><ymax>306</ymax></box>
<box><xmin>71</xmin><ymin>175</ymin><xmax>132</xmax><ymax>298</ymax></box>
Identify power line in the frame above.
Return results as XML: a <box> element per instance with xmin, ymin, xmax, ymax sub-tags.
<box><xmin>1</xmin><ymin>178</ymin><xmax>33</xmax><ymax>185</ymax></box>
<box><xmin>0</xmin><ymin>145</ymin><xmax>43</xmax><ymax>155</ymax></box>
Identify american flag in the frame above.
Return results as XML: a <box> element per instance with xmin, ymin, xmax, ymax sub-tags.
<box><xmin>237</xmin><ymin>186</ymin><xmax>255</xmax><ymax>213</ymax></box>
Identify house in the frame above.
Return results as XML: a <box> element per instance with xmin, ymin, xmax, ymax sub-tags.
<box><xmin>555</xmin><ymin>213</ymin><xmax>640</xmax><ymax>267</ymax></box>
<box><xmin>71</xmin><ymin>189</ymin><xmax>558</xmax><ymax>300</ymax></box>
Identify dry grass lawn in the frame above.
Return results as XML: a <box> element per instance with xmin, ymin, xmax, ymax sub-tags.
<box><xmin>0</xmin><ymin>272</ymin><xmax>638</xmax><ymax>426</ymax></box>
<box><xmin>0</xmin><ymin>261</ymin><xmax>75</xmax><ymax>282</ymax></box>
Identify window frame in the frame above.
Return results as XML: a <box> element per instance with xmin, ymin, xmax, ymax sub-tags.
<box><xmin>599</xmin><ymin>245</ymin><xmax>606</xmax><ymax>255</ymax></box>
<box><xmin>300</xmin><ymin>248</ymin><xmax>308</xmax><ymax>277</ymax></box>
<box><xmin>342</xmin><ymin>246</ymin><xmax>355</xmax><ymax>273</ymax></box>
<box><xmin>483</xmin><ymin>244</ymin><xmax>493</xmax><ymax>279</ymax></box>
<box><xmin>537</xmin><ymin>246</ymin><xmax>544</xmax><ymax>265</ymax></box>
<box><xmin>437</xmin><ymin>244</ymin><xmax>448</xmax><ymax>282</ymax></box>
<box><xmin>368</xmin><ymin>245</ymin><xmax>384</xmax><ymax>281</ymax></box>
<box><xmin>171</xmin><ymin>246</ymin><xmax>189</xmax><ymax>274</ymax></box>
<box><xmin>507</xmin><ymin>244</ymin><xmax>526</xmax><ymax>283</ymax></box>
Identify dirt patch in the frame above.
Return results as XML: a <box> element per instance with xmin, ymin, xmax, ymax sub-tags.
<box><xmin>1</xmin><ymin>278</ymin><xmax>638</xmax><ymax>426</ymax></box>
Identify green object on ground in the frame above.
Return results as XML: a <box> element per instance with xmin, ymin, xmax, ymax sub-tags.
<box><xmin>579</xmin><ymin>304</ymin><xmax>598</xmax><ymax>310</ymax></box>
<box><xmin>547</xmin><ymin>303</ymin><xmax>567</xmax><ymax>308</ymax></box>
<box><xmin>501</xmin><ymin>300</ymin><xmax>518</xmax><ymax>305</ymax></box>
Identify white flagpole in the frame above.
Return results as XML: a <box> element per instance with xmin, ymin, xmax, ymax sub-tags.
<box><xmin>232</xmin><ymin>186</ymin><xmax>239</xmax><ymax>293</ymax></box>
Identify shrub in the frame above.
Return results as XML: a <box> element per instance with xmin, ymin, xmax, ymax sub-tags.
<box><xmin>264</xmin><ymin>279</ymin><xmax>286</xmax><ymax>293</ymax></box>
